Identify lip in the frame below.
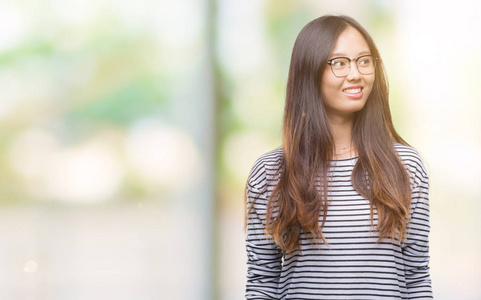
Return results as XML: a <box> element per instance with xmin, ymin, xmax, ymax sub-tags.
<box><xmin>342</xmin><ymin>85</ymin><xmax>364</xmax><ymax>99</ymax></box>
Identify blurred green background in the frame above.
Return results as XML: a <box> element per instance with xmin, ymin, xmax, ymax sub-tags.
<box><xmin>0</xmin><ymin>0</ymin><xmax>479</xmax><ymax>299</ymax></box>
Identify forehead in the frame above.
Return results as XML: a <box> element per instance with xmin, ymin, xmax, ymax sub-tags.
<box><xmin>330</xmin><ymin>26</ymin><xmax>370</xmax><ymax>57</ymax></box>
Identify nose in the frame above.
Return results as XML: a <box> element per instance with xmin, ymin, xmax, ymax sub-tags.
<box><xmin>346</xmin><ymin>61</ymin><xmax>361</xmax><ymax>81</ymax></box>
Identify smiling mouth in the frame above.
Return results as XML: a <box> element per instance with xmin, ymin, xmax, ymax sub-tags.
<box><xmin>342</xmin><ymin>87</ymin><xmax>363</xmax><ymax>94</ymax></box>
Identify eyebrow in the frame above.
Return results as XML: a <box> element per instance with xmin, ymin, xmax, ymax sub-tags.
<box><xmin>330</xmin><ymin>50</ymin><xmax>371</xmax><ymax>57</ymax></box>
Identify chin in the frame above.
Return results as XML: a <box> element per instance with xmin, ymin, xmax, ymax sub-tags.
<box><xmin>346</xmin><ymin>103</ymin><xmax>367</xmax><ymax>113</ymax></box>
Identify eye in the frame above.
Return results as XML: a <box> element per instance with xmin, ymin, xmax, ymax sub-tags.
<box><xmin>358</xmin><ymin>57</ymin><xmax>372</xmax><ymax>66</ymax></box>
<box><xmin>331</xmin><ymin>59</ymin><xmax>346</xmax><ymax>67</ymax></box>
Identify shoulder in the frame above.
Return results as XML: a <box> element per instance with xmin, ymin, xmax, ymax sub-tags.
<box><xmin>247</xmin><ymin>148</ymin><xmax>283</xmax><ymax>193</ymax></box>
<box><xmin>393</xmin><ymin>143</ymin><xmax>427</xmax><ymax>171</ymax></box>
<box><xmin>393</xmin><ymin>142</ymin><xmax>429</xmax><ymax>187</ymax></box>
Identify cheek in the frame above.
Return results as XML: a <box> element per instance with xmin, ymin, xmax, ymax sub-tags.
<box><xmin>322</xmin><ymin>75</ymin><xmax>343</xmax><ymax>93</ymax></box>
<box><xmin>321</xmin><ymin>80</ymin><xmax>341</xmax><ymax>104</ymax></box>
<box><xmin>365</xmin><ymin>76</ymin><xmax>375</xmax><ymax>94</ymax></box>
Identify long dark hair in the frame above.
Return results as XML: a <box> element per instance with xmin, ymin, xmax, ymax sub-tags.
<box><xmin>260</xmin><ymin>15</ymin><xmax>411</xmax><ymax>253</ymax></box>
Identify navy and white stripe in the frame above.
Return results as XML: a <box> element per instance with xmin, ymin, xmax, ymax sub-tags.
<box><xmin>245</xmin><ymin>143</ymin><xmax>432</xmax><ymax>299</ymax></box>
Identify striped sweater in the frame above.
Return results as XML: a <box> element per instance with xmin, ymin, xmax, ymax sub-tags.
<box><xmin>245</xmin><ymin>143</ymin><xmax>432</xmax><ymax>299</ymax></box>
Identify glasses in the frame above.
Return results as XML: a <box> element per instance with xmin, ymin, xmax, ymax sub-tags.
<box><xmin>327</xmin><ymin>55</ymin><xmax>377</xmax><ymax>77</ymax></box>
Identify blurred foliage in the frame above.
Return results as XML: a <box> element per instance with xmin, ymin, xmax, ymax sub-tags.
<box><xmin>66</xmin><ymin>75</ymin><xmax>166</xmax><ymax>128</ymax></box>
<box><xmin>0</xmin><ymin>9</ymin><xmax>172</xmax><ymax>205</ymax></box>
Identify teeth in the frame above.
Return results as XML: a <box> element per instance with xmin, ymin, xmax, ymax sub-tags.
<box><xmin>343</xmin><ymin>88</ymin><xmax>362</xmax><ymax>94</ymax></box>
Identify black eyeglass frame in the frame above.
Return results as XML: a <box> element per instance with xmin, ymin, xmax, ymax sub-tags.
<box><xmin>326</xmin><ymin>55</ymin><xmax>379</xmax><ymax>77</ymax></box>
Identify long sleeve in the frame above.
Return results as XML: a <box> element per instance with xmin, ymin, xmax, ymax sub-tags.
<box><xmin>245</xmin><ymin>163</ymin><xmax>282</xmax><ymax>299</ymax></box>
<box><xmin>402</xmin><ymin>157</ymin><xmax>433</xmax><ymax>299</ymax></box>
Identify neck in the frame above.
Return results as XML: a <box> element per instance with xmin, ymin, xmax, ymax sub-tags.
<box><xmin>328</xmin><ymin>114</ymin><xmax>357</xmax><ymax>159</ymax></box>
<box><xmin>329</xmin><ymin>116</ymin><xmax>354</xmax><ymax>148</ymax></box>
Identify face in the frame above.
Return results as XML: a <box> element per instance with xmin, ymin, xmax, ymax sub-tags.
<box><xmin>321</xmin><ymin>26</ymin><xmax>375</xmax><ymax>120</ymax></box>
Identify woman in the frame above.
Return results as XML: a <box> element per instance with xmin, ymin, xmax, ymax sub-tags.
<box><xmin>245</xmin><ymin>15</ymin><xmax>432</xmax><ymax>299</ymax></box>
